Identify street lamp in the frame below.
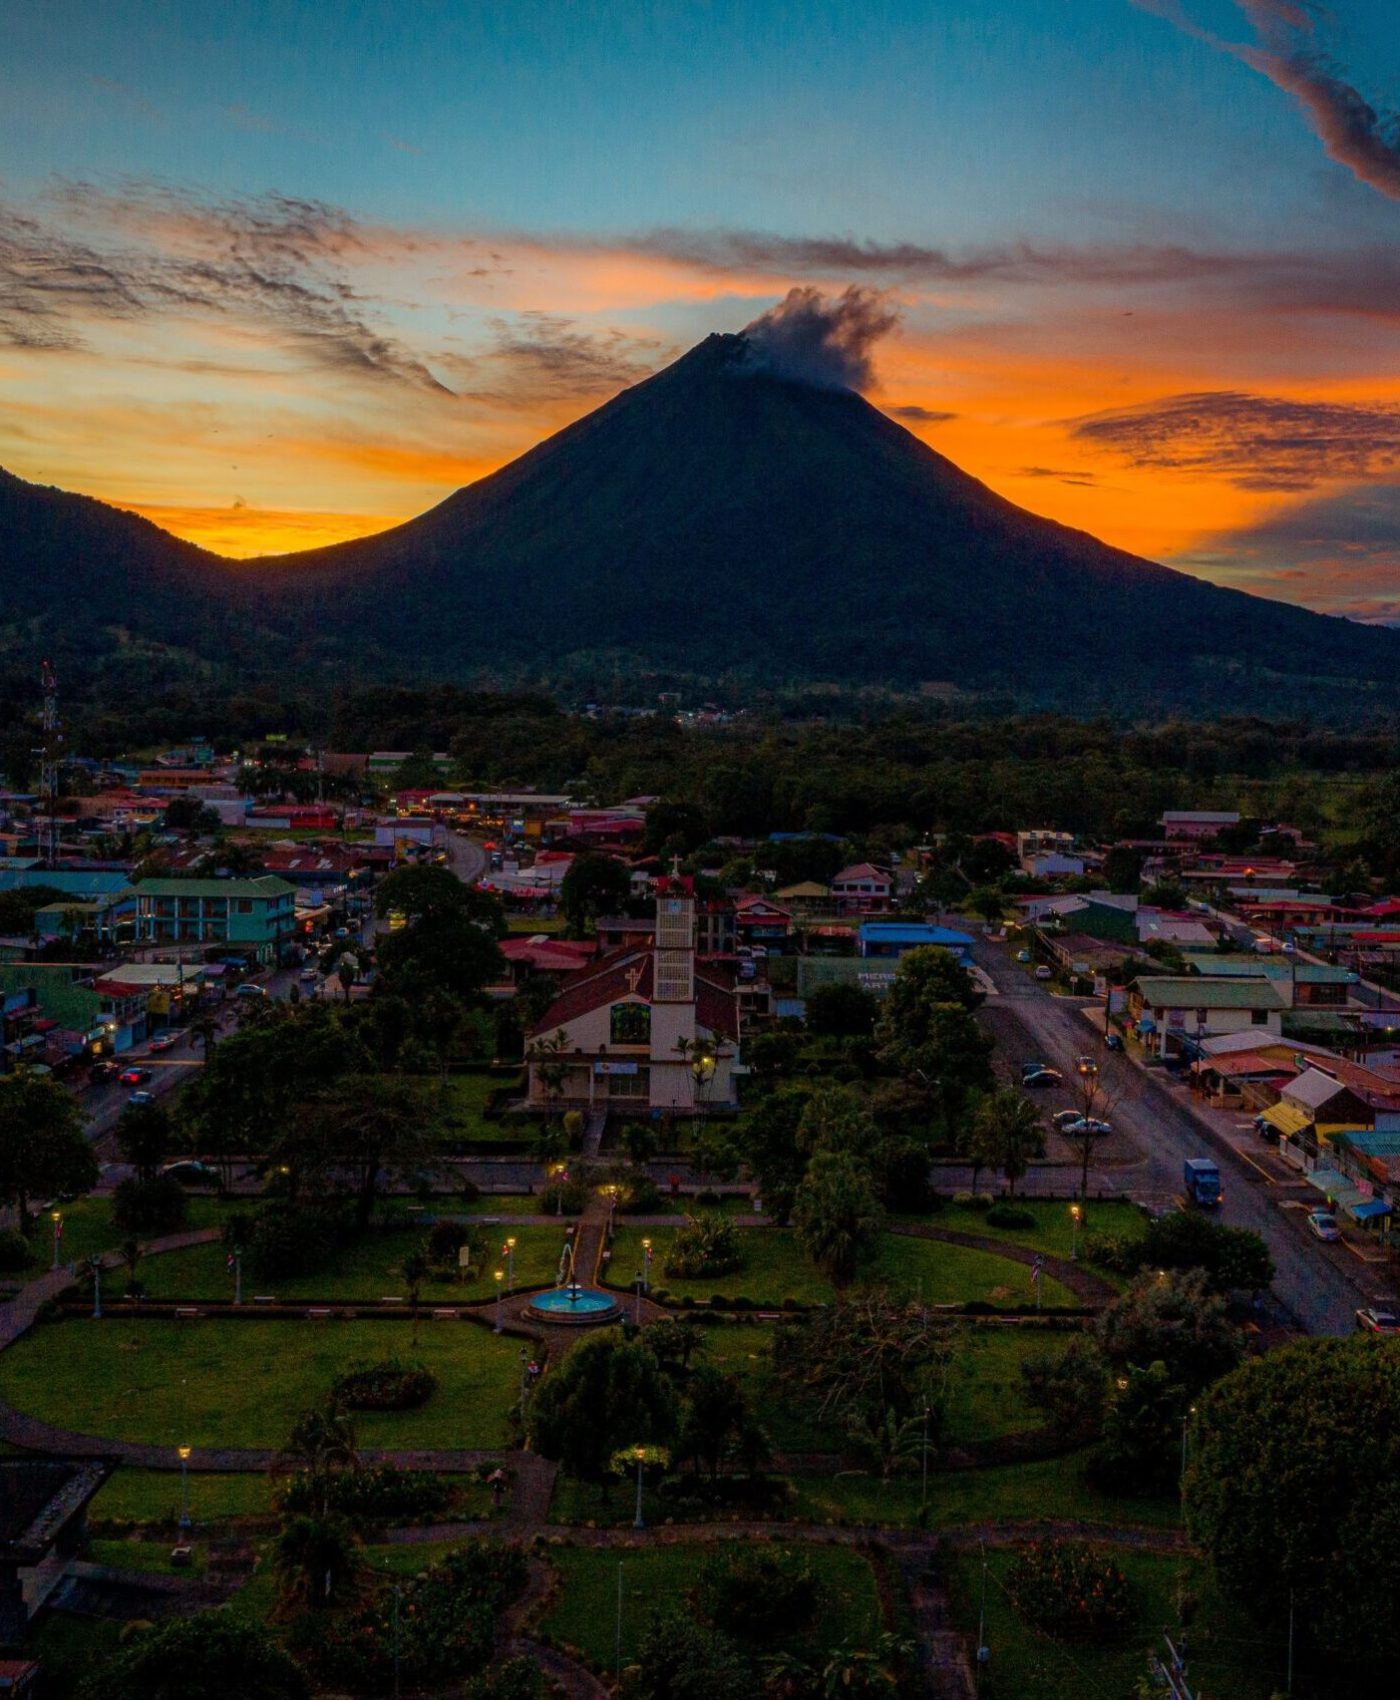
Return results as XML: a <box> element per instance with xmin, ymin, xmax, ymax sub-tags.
<box><xmin>642</xmin><ymin>1238</ymin><xmax>652</xmax><ymax>1294</ymax></box>
<box><xmin>1069</xmin><ymin>1203</ymin><xmax>1082</xmax><ymax>1261</ymax></box>
<box><xmin>505</xmin><ymin>1237</ymin><xmax>516</xmax><ymax>1293</ymax></box>
<box><xmin>177</xmin><ymin>1445</ymin><xmax>192</xmax><ymax>1531</ymax></box>
<box><xmin>51</xmin><ymin>1210</ymin><xmax>62</xmax><ymax>1272</ymax></box>
<box><xmin>633</xmin><ymin>1445</ymin><xmax>647</xmax><ymax>1530</ymax></box>
<box><xmin>633</xmin><ymin>1273</ymin><xmax>644</xmax><ymax>1326</ymax></box>
<box><xmin>1181</xmin><ymin>1404</ymin><xmax>1197</xmax><ymax>1485</ymax></box>
<box><xmin>493</xmin><ymin>1269</ymin><xmax>505</xmax><ymax>1333</ymax></box>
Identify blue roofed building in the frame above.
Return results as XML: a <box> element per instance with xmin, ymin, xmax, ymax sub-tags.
<box><xmin>857</xmin><ymin>922</ymin><xmax>976</xmax><ymax>964</ymax></box>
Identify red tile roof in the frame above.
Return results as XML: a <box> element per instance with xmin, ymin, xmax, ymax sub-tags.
<box><xmin>529</xmin><ymin>942</ymin><xmax>738</xmax><ymax>1040</ymax></box>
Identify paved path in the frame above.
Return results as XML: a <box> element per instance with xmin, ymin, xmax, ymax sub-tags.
<box><xmin>884</xmin><ymin>1222</ymin><xmax>1118</xmax><ymax>1307</ymax></box>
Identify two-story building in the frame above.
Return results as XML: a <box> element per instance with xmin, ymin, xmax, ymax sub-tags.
<box><xmin>133</xmin><ymin>876</ymin><xmax>296</xmax><ymax>962</ymax></box>
<box><xmin>1129</xmin><ymin>975</ymin><xmax>1288</xmax><ymax>1059</ymax></box>
<box><xmin>830</xmin><ymin>864</ymin><xmax>894</xmax><ymax>915</ymax></box>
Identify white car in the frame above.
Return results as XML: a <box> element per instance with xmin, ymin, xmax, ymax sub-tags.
<box><xmin>1307</xmin><ymin>1210</ymin><xmax>1342</xmax><ymax>1243</ymax></box>
<box><xmin>1057</xmin><ymin>1116</ymin><xmax>1113</xmax><ymax>1138</ymax></box>
<box><xmin>1034</xmin><ymin>965</ymin><xmax>1053</xmax><ymax>981</ymax></box>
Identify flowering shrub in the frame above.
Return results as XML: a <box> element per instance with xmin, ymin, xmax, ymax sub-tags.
<box><xmin>1006</xmin><ymin>1541</ymin><xmax>1134</xmax><ymax>1641</ymax></box>
<box><xmin>279</xmin><ymin>1465</ymin><xmax>453</xmax><ymax>1521</ymax></box>
<box><xmin>331</xmin><ymin>1359</ymin><xmax>438</xmax><ymax>1410</ymax></box>
<box><xmin>296</xmin><ymin>1542</ymin><xmax>526</xmax><ymax>1690</ymax></box>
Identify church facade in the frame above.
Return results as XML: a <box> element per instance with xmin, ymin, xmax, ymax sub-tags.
<box><xmin>524</xmin><ymin>877</ymin><xmax>740</xmax><ymax>1114</ymax></box>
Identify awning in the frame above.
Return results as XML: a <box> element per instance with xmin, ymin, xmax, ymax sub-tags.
<box><xmin>1262</xmin><ymin>1101</ymin><xmax>1312</xmax><ymax>1138</ymax></box>
<box><xmin>1351</xmin><ymin>1198</ymin><xmax>1392</xmax><ymax>1222</ymax></box>
<box><xmin>1136</xmin><ymin>1016</ymin><xmax>1157</xmax><ymax>1033</ymax></box>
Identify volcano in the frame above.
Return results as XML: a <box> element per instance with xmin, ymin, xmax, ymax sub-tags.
<box><xmin>4</xmin><ymin>330</ymin><xmax>1399</xmax><ymax>713</ymax></box>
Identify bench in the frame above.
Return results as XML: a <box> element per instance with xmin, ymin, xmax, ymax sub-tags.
<box><xmin>432</xmin><ymin>1308</ymin><xmax>459</xmax><ymax>1320</ymax></box>
<box><xmin>306</xmin><ymin>1308</ymin><xmax>333</xmax><ymax>1319</ymax></box>
<box><xmin>253</xmin><ymin>1295</ymin><xmax>278</xmax><ymax>1304</ymax></box>
<box><xmin>175</xmin><ymin>1307</ymin><xmax>201</xmax><ymax>1319</ymax></box>
<box><xmin>378</xmin><ymin>1296</ymin><xmax>405</xmax><ymax>1305</ymax></box>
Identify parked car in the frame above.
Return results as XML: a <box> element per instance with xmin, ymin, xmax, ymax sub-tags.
<box><xmin>119</xmin><ymin>1066</ymin><xmax>151</xmax><ymax>1086</ymax></box>
<box><xmin>89</xmin><ymin>1060</ymin><xmax>120</xmax><ymax>1083</ymax></box>
<box><xmin>1021</xmin><ymin>1066</ymin><xmax>1063</xmax><ymax>1088</ymax></box>
<box><xmin>1103</xmin><ymin>1032</ymin><xmax>1124</xmax><ymax>1052</ymax></box>
<box><xmin>1253</xmin><ymin>1114</ymin><xmax>1280</xmax><ymax>1145</ymax></box>
<box><xmin>128</xmin><ymin>1089</ymin><xmax>156</xmax><ymax>1106</ymax></box>
<box><xmin>235</xmin><ymin>983</ymin><xmax>267</xmax><ymax>999</ymax></box>
<box><xmin>1034</xmin><ymin>965</ymin><xmax>1053</xmax><ymax>981</ymax></box>
<box><xmin>1058</xmin><ymin>1116</ymin><xmax>1113</xmax><ymax>1139</ymax></box>
<box><xmin>161</xmin><ymin>1159</ymin><xmax>219</xmax><ymax>1188</ymax></box>
<box><xmin>1306</xmin><ymin>1210</ymin><xmax>1342</xmax><ymax>1243</ymax></box>
<box><xmin>148</xmin><ymin>1033</ymin><xmax>181</xmax><ymax>1053</ymax></box>
<box><xmin>1355</xmin><ymin>1307</ymin><xmax>1400</xmax><ymax>1334</ymax></box>
<box><xmin>299</xmin><ymin>966</ymin><xmax>320</xmax><ymax>982</ymax></box>
<box><xmin>1016</xmin><ymin>949</ymin><xmax>1031</xmax><ymax>964</ymax></box>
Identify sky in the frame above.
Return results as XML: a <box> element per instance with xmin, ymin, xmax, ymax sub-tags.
<box><xmin>3</xmin><ymin>1</ymin><xmax>1400</xmax><ymax>618</ymax></box>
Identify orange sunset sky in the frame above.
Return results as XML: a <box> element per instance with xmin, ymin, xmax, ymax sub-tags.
<box><xmin>5</xmin><ymin>1</ymin><xmax>1400</xmax><ymax>618</ymax></box>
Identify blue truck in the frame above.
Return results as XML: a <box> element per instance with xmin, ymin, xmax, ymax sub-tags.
<box><xmin>1183</xmin><ymin>1157</ymin><xmax>1222</xmax><ymax>1208</ymax></box>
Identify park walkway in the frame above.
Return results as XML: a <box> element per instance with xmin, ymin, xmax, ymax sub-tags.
<box><xmin>885</xmin><ymin>1221</ymin><xmax>1117</xmax><ymax>1306</ymax></box>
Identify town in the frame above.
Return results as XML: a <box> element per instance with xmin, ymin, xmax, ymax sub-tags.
<box><xmin>2</xmin><ymin>702</ymin><xmax>1398</xmax><ymax>1699</ymax></box>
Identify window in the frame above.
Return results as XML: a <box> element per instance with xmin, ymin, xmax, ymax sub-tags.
<box><xmin>609</xmin><ymin>1067</ymin><xmax>649</xmax><ymax>1098</ymax></box>
<box><xmin>1250</xmin><ymin>1008</ymin><xmax>1268</xmax><ymax>1025</ymax></box>
<box><xmin>235</xmin><ymin>899</ymin><xmax>253</xmax><ymax>914</ymax></box>
<box><xmin>610</xmin><ymin>1001</ymin><xmax>651</xmax><ymax>1046</ymax></box>
<box><xmin>1195</xmin><ymin>1009</ymin><xmax>1208</xmax><ymax>1026</ymax></box>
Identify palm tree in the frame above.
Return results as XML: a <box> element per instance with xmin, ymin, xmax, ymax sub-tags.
<box><xmin>271</xmin><ymin>1403</ymin><xmax>360</xmax><ymax>1517</ymax></box>
<box><xmin>273</xmin><ymin>1512</ymin><xmax>362</xmax><ymax>1613</ymax></box>
<box><xmin>970</xmin><ymin>1086</ymin><xmax>1045</xmax><ymax>1198</ymax></box>
<box><xmin>188</xmin><ymin>1008</ymin><xmax>219</xmax><ymax>1063</ymax></box>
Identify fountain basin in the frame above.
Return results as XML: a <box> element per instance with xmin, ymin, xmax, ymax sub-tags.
<box><xmin>527</xmin><ymin>1286</ymin><xmax>622</xmax><ymax>1325</ymax></box>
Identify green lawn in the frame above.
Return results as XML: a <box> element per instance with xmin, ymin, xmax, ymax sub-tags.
<box><xmin>413</xmin><ymin>1071</ymin><xmax>526</xmax><ymax>1145</ymax></box>
<box><xmin>44</xmin><ymin>1195</ymin><xmax>239</xmax><ymax>1266</ymax></box>
<box><xmin>0</xmin><ymin>1317</ymin><xmax>525</xmax><ymax>1449</ymax></box>
<box><xmin>907</xmin><ymin>1199</ymin><xmax>1148</xmax><ymax>1263</ymax></box>
<box><xmin>131</xmin><ymin>1223</ymin><xmax>568</xmax><ymax>1302</ymax></box>
<box><xmin>92</xmin><ymin>1468</ymin><xmax>276</xmax><ymax>1523</ymax></box>
<box><xmin>541</xmin><ymin>1542</ymin><xmax>884</xmax><ymax>1670</ymax></box>
<box><xmin>609</xmin><ymin>1226</ymin><xmax>1076</xmax><ymax>1309</ymax></box>
<box><xmin>947</xmin><ymin>1546</ymin><xmax>1279</xmax><ymax>1700</ymax></box>
<box><xmin>87</xmin><ymin>1537</ymin><xmax>208</xmax><ymax>1576</ymax></box>
<box><xmin>788</xmin><ymin>1451</ymin><xmax>1184</xmax><ymax>1531</ymax></box>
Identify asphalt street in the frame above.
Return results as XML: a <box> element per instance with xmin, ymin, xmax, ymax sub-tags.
<box><xmin>965</xmin><ymin>930</ymin><xmax>1397</xmax><ymax>1336</ymax></box>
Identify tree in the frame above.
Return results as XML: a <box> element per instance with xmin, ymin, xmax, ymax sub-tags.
<box><xmin>402</xmin><ymin>1245</ymin><xmax>429</xmax><ymax>1342</ymax></box>
<box><xmin>1096</xmin><ymin>1268</ymin><xmax>1242</xmax><ymax>1395</ymax></box>
<box><xmin>530</xmin><ymin>1334</ymin><xmax>677</xmax><ymax>1495</ymax></box>
<box><xmin>1135</xmin><ymin>1211</ymin><xmax>1274</xmax><ymax>1294</ymax></box>
<box><xmin>1019</xmin><ymin>1337</ymin><xmax>1106</xmax><ymax>1438</ymax></box>
<box><xmin>805</xmin><ymin>982</ymin><xmax>878</xmax><ymax>1039</ymax></box>
<box><xmin>559</xmin><ymin>853</ymin><xmax>632</xmax><ymax>936</ymax></box>
<box><xmin>966</xmin><ymin>885</ymin><xmax>1008</xmax><ymax>926</ymax></box>
<box><xmin>795</xmin><ymin>1084</ymin><xmax>877</xmax><ymax>1160</ymax></box>
<box><xmin>188</xmin><ymin>1007</ymin><xmax>220</xmax><ymax>1064</ymax></box>
<box><xmin>273</xmin><ymin>1511</ymin><xmax>362</xmax><ymax>1612</ymax></box>
<box><xmin>1090</xmin><ymin>1358</ymin><xmax>1188</xmax><ymax>1497</ymax></box>
<box><xmin>336</xmin><ymin>953</ymin><xmax>358</xmax><ymax>1001</ymax></box>
<box><xmin>678</xmin><ymin>1364</ymin><xmax>751</xmax><ymax>1481</ymax></box>
<box><xmin>644</xmin><ymin>800</ymin><xmax>711</xmax><ymax>856</ymax></box>
<box><xmin>968</xmin><ymin>1088</ymin><xmax>1043</xmax><ymax>1197</ymax></box>
<box><xmin>0</xmin><ymin>1071</ymin><xmax>97</xmax><ymax>1234</ymax></box>
<box><xmin>1186</xmin><ymin>1338</ymin><xmax>1400</xmax><ymax>1669</ymax></box>
<box><xmin>741</xmin><ymin>1089</ymin><xmax>807</xmax><ymax>1223</ymax></box>
<box><xmin>272</xmin><ymin>1076</ymin><xmax>436</xmax><ymax>1230</ymax></box>
<box><xmin>272</xmin><ymin>1403</ymin><xmax>360</xmax><ymax>1517</ymax></box>
<box><xmin>630</xmin><ymin>1606</ymin><xmax>758</xmax><ymax>1700</ymax></box>
<box><xmin>77</xmin><ymin>1612</ymin><xmax>311</xmax><ymax>1700</ymax></box>
<box><xmin>791</xmin><ymin>1151</ymin><xmax>882</xmax><ymax>1286</ymax></box>
<box><xmin>115</xmin><ymin>1099</ymin><xmax>176</xmax><ymax>1183</ymax></box>
<box><xmin>375</xmin><ymin>906</ymin><xmax>504</xmax><ymax>1004</ymax></box>
<box><xmin>1101</xmin><ymin>846</ymin><xmax>1144</xmax><ymax>894</ymax></box>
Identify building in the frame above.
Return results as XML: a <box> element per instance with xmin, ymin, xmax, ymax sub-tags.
<box><xmin>1161</xmin><ymin>810</ymin><xmax>1241</xmax><ymax>841</ymax></box>
<box><xmin>133</xmin><ymin>876</ymin><xmax>296</xmax><ymax>961</ymax></box>
<box><xmin>1129</xmin><ymin>975</ymin><xmax>1288</xmax><ymax>1058</ymax></box>
<box><xmin>0</xmin><ymin>1457</ymin><xmax>113</xmax><ymax>1645</ymax></box>
<box><xmin>526</xmin><ymin>878</ymin><xmax>739</xmax><ymax>1113</ymax></box>
<box><xmin>830</xmin><ymin>863</ymin><xmax>894</xmax><ymax>915</ymax></box>
<box><xmin>0</xmin><ymin>965</ymin><xmax>146</xmax><ymax>1064</ymax></box>
<box><xmin>734</xmin><ymin>896</ymin><xmax>793</xmax><ymax>952</ymax></box>
<box><xmin>857</xmin><ymin>921</ymin><xmax>975</xmax><ymax>963</ymax></box>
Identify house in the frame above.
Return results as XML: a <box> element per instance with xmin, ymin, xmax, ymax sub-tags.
<box><xmin>857</xmin><ymin>921</ymin><xmax>975</xmax><ymax>964</ymax></box>
<box><xmin>734</xmin><ymin>896</ymin><xmax>793</xmax><ymax>952</ymax></box>
<box><xmin>1193</xmin><ymin>956</ymin><xmax>1357</xmax><ymax>1008</ymax></box>
<box><xmin>1016</xmin><ymin>830</ymin><xmax>1084</xmax><ymax>877</ymax></box>
<box><xmin>1161</xmin><ymin>810</ymin><xmax>1241</xmax><ymax>841</ymax></box>
<box><xmin>773</xmin><ymin>880</ymin><xmax>831</xmax><ymax>918</ymax></box>
<box><xmin>830</xmin><ymin>864</ymin><xmax>893</xmax><ymax>915</ymax></box>
<box><xmin>0</xmin><ymin>964</ymin><xmax>147</xmax><ymax>1064</ymax></box>
<box><xmin>525</xmin><ymin>878</ymin><xmax>739</xmax><ymax>1113</ymax></box>
<box><xmin>1129</xmin><ymin>975</ymin><xmax>1288</xmax><ymax>1058</ymax></box>
<box><xmin>133</xmin><ymin>876</ymin><xmax>296</xmax><ymax>962</ymax></box>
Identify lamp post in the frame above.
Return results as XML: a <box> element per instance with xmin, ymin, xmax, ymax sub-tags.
<box><xmin>1069</xmin><ymin>1202</ymin><xmax>1081</xmax><ymax>1262</ymax></box>
<box><xmin>642</xmin><ymin>1238</ymin><xmax>652</xmax><ymax>1294</ymax></box>
<box><xmin>519</xmin><ymin>1347</ymin><xmax>530</xmax><ymax>1410</ymax></box>
<box><xmin>505</xmin><ymin>1236</ymin><xmax>516</xmax><ymax>1293</ymax></box>
<box><xmin>51</xmin><ymin>1210</ymin><xmax>62</xmax><ymax>1272</ymax></box>
<box><xmin>177</xmin><ymin>1445</ymin><xmax>192</xmax><ymax>1531</ymax></box>
<box><xmin>493</xmin><ymin>1269</ymin><xmax>505</xmax><ymax>1333</ymax></box>
<box><xmin>88</xmin><ymin>1254</ymin><xmax>102</xmax><ymax>1320</ymax></box>
<box><xmin>1180</xmin><ymin>1404</ymin><xmax>1196</xmax><ymax>1486</ymax></box>
<box><xmin>633</xmin><ymin>1273</ymin><xmax>644</xmax><ymax>1326</ymax></box>
<box><xmin>633</xmin><ymin>1445</ymin><xmax>647</xmax><ymax>1530</ymax></box>
<box><xmin>921</xmin><ymin>1403</ymin><xmax>931</xmax><ymax>1514</ymax></box>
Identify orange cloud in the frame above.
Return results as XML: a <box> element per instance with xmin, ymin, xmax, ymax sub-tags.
<box><xmin>116</xmin><ymin>501</ymin><xmax>403</xmax><ymax>557</ymax></box>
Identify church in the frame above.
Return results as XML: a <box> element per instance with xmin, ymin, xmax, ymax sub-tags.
<box><xmin>524</xmin><ymin>876</ymin><xmax>740</xmax><ymax>1114</ymax></box>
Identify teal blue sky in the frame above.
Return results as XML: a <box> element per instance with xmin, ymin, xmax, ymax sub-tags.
<box><xmin>3</xmin><ymin>1</ymin><xmax>1400</xmax><ymax>614</ymax></box>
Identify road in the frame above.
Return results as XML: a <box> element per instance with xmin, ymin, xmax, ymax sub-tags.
<box><xmin>445</xmin><ymin>829</ymin><xmax>488</xmax><ymax>887</ymax></box>
<box><xmin>965</xmin><ymin>930</ymin><xmax>1396</xmax><ymax>1336</ymax></box>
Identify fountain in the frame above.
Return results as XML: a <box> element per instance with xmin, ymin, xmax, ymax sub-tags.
<box><xmin>526</xmin><ymin>1233</ymin><xmax>621</xmax><ymax>1326</ymax></box>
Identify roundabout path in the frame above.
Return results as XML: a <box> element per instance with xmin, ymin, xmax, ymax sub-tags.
<box><xmin>884</xmin><ymin>1221</ymin><xmax>1118</xmax><ymax>1306</ymax></box>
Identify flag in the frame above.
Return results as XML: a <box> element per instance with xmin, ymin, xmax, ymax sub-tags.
<box><xmin>226</xmin><ymin>1252</ymin><xmax>236</xmax><ymax>1271</ymax></box>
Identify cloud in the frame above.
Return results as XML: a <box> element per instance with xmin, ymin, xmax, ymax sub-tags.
<box><xmin>1139</xmin><ymin>0</ymin><xmax>1400</xmax><ymax>202</ymax></box>
<box><xmin>884</xmin><ymin>404</ymin><xmax>957</xmax><ymax>423</ymax></box>
<box><xmin>1017</xmin><ymin>465</ymin><xmax>1100</xmax><ymax>487</ymax></box>
<box><xmin>443</xmin><ymin>313</ymin><xmax>665</xmax><ymax>407</ymax></box>
<box><xmin>1184</xmin><ymin>482</ymin><xmax>1400</xmax><ymax>620</ymax></box>
<box><xmin>741</xmin><ymin>286</ymin><xmax>899</xmax><ymax>391</ymax></box>
<box><xmin>1070</xmin><ymin>391</ymin><xmax>1400</xmax><ymax>489</ymax></box>
<box><xmin>0</xmin><ymin>182</ymin><xmax>451</xmax><ymax>393</ymax></box>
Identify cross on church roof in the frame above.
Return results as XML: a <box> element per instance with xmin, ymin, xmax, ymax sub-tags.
<box><xmin>625</xmin><ymin>965</ymin><xmax>643</xmax><ymax>991</ymax></box>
